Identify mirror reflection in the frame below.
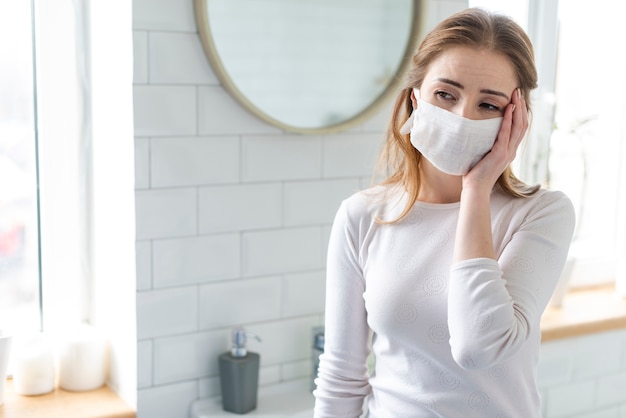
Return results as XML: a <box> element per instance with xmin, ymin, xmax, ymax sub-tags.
<box><xmin>196</xmin><ymin>0</ymin><xmax>420</xmax><ymax>132</ymax></box>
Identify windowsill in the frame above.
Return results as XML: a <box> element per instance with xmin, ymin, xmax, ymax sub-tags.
<box><xmin>541</xmin><ymin>284</ymin><xmax>626</xmax><ymax>342</ymax></box>
<box><xmin>0</xmin><ymin>379</ymin><xmax>135</xmax><ymax>418</ymax></box>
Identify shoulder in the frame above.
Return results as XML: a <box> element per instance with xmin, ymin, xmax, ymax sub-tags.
<box><xmin>530</xmin><ymin>188</ymin><xmax>573</xmax><ymax>208</ymax></box>
<box><xmin>336</xmin><ymin>184</ymin><xmax>401</xmax><ymax>221</ymax></box>
<box><xmin>522</xmin><ymin>188</ymin><xmax>575</xmax><ymax>221</ymax></box>
<box><xmin>330</xmin><ymin>185</ymin><xmax>408</xmax><ymax>242</ymax></box>
<box><xmin>492</xmin><ymin>187</ymin><xmax>576</xmax><ymax>236</ymax></box>
<box><xmin>493</xmin><ymin>187</ymin><xmax>573</xmax><ymax>214</ymax></box>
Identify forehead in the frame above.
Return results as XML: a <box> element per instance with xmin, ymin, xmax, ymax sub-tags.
<box><xmin>423</xmin><ymin>46</ymin><xmax>518</xmax><ymax>93</ymax></box>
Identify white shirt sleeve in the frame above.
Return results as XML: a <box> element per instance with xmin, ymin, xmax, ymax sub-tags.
<box><xmin>313</xmin><ymin>200</ymin><xmax>372</xmax><ymax>418</ymax></box>
<box><xmin>447</xmin><ymin>191</ymin><xmax>576</xmax><ymax>369</ymax></box>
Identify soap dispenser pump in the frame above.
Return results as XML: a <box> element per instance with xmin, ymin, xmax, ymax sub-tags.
<box><xmin>218</xmin><ymin>327</ymin><xmax>261</xmax><ymax>414</ymax></box>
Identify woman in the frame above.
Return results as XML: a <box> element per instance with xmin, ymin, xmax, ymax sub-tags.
<box><xmin>313</xmin><ymin>8</ymin><xmax>575</xmax><ymax>418</ymax></box>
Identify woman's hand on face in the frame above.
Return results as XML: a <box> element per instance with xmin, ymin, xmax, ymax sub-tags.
<box><xmin>462</xmin><ymin>88</ymin><xmax>527</xmax><ymax>192</ymax></box>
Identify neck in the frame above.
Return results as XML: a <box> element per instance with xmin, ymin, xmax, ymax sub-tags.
<box><xmin>417</xmin><ymin>161</ymin><xmax>463</xmax><ymax>204</ymax></box>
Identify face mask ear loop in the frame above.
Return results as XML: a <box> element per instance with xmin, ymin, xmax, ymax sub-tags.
<box><xmin>399</xmin><ymin>112</ymin><xmax>414</xmax><ymax>135</ymax></box>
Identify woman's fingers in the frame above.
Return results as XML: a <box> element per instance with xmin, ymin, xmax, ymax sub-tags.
<box><xmin>463</xmin><ymin>88</ymin><xmax>529</xmax><ymax>187</ymax></box>
<box><xmin>510</xmin><ymin>88</ymin><xmax>528</xmax><ymax>153</ymax></box>
<box><xmin>498</xmin><ymin>88</ymin><xmax>526</xmax><ymax>162</ymax></box>
<box><xmin>491</xmin><ymin>93</ymin><xmax>517</xmax><ymax>161</ymax></box>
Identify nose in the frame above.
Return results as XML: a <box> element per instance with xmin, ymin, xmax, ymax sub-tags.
<box><xmin>453</xmin><ymin>101</ymin><xmax>478</xmax><ymax>120</ymax></box>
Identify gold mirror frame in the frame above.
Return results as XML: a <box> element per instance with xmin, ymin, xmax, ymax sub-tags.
<box><xmin>194</xmin><ymin>0</ymin><xmax>425</xmax><ymax>134</ymax></box>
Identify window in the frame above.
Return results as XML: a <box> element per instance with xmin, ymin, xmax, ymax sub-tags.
<box><xmin>1</xmin><ymin>0</ymin><xmax>103</xmax><ymax>335</ymax></box>
<box><xmin>1</xmin><ymin>0</ymin><xmax>136</xmax><ymax>403</ymax></box>
<box><xmin>0</xmin><ymin>1</ymin><xmax>41</xmax><ymax>335</ymax></box>
<box><xmin>548</xmin><ymin>0</ymin><xmax>624</xmax><ymax>287</ymax></box>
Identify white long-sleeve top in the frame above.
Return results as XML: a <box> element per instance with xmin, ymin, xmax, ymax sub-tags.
<box><xmin>313</xmin><ymin>185</ymin><xmax>575</xmax><ymax>418</ymax></box>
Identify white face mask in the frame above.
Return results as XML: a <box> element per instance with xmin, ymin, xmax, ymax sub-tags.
<box><xmin>400</xmin><ymin>90</ymin><xmax>503</xmax><ymax>176</ymax></box>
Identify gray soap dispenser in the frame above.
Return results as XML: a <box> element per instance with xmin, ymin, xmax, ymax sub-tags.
<box><xmin>218</xmin><ymin>327</ymin><xmax>261</xmax><ymax>414</ymax></box>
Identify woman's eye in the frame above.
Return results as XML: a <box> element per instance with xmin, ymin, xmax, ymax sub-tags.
<box><xmin>480</xmin><ymin>102</ymin><xmax>500</xmax><ymax>112</ymax></box>
<box><xmin>435</xmin><ymin>91</ymin><xmax>455</xmax><ymax>101</ymax></box>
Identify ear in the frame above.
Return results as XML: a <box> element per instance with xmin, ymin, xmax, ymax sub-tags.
<box><xmin>410</xmin><ymin>89</ymin><xmax>418</xmax><ymax>109</ymax></box>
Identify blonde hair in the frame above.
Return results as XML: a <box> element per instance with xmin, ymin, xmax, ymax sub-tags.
<box><xmin>375</xmin><ymin>7</ymin><xmax>540</xmax><ymax>223</ymax></box>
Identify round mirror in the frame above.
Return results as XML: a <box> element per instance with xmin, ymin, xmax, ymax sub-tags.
<box><xmin>195</xmin><ymin>0</ymin><xmax>424</xmax><ymax>134</ymax></box>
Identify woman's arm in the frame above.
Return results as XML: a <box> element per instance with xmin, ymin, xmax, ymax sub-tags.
<box><xmin>448</xmin><ymin>192</ymin><xmax>575</xmax><ymax>368</ymax></box>
<box><xmin>448</xmin><ymin>88</ymin><xmax>575</xmax><ymax>368</ymax></box>
<box><xmin>453</xmin><ymin>88</ymin><xmax>526</xmax><ymax>263</ymax></box>
<box><xmin>313</xmin><ymin>200</ymin><xmax>371</xmax><ymax>418</ymax></box>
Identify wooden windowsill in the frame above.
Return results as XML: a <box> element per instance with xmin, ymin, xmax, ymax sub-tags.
<box><xmin>0</xmin><ymin>379</ymin><xmax>135</xmax><ymax>418</ymax></box>
<box><xmin>541</xmin><ymin>284</ymin><xmax>626</xmax><ymax>342</ymax></box>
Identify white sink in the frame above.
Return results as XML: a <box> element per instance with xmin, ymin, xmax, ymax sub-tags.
<box><xmin>190</xmin><ymin>378</ymin><xmax>315</xmax><ymax>418</ymax></box>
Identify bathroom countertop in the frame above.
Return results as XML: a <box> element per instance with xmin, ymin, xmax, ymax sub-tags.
<box><xmin>190</xmin><ymin>378</ymin><xmax>315</xmax><ymax>418</ymax></box>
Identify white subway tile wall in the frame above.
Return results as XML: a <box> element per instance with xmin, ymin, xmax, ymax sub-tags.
<box><xmin>135</xmin><ymin>240</ymin><xmax>152</xmax><ymax>291</ymax></box>
<box><xmin>133</xmin><ymin>31</ymin><xmax>149</xmax><ymax>84</ymax></box>
<box><xmin>322</xmin><ymin>133</ymin><xmax>383</xmax><ymax>178</ymax></box>
<box><xmin>137</xmin><ymin>380</ymin><xmax>197</xmax><ymax>418</ymax></box>
<box><xmin>133</xmin><ymin>85</ymin><xmax>197</xmax><ymax>137</ymax></box>
<box><xmin>152</xmin><ymin>234</ymin><xmax>240</xmax><ymax>287</ymax></box>
<box><xmin>150</xmin><ymin>136</ymin><xmax>240</xmax><ymax>188</ymax></box>
<box><xmin>137</xmin><ymin>340</ymin><xmax>153</xmax><ymax>389</ymax></box>
<box><xmin>198</xmin><ymin>183</ymin><xmax>282</xmax><ymax>233</ymax></box>
<box><xmin>197</xmin><ymin>86</ymin><xmax>281</xmax><ymax>135</ymax></box>
<box><xmin>133</xmin><ymin>0</ymin><xmax>197</xmax><ymax>32</ymax></box>
<box><xmin>148</xmin><ymin>32</ymin><xmax>218</xmax><ymax>85</ymax></box>
<box><xmin>136</xmin><ymin>286</ymin><xmax>198</xmax><ymax>339</ymax></box>
<box><xmin>240</xmin><ymin>134</ymin><xmax>323</xmax><ymax>182</ymax></box>
<box><xmin>197</xmin><ymin>277</ymin><xmax>282</xmax><ymax>329</ymax></box>
<box><xmin>241</xmin><ymin>227</ymin><xmax>323</xmax><ymax>277</ymax></box>
<box><xmin>282</xmin><ymin>271</ymin><xmax>326</xmax><ymax>317</ymax></box>
<box><xmin>153</xmin><ymin>329</ymin><xmax>229</xmax><ymax>385</ymax></box>
<box><xmin>135</xmin><ymin>188</ymin><xmax>197</xmax><ymax>240</ymax></box>
<box><xmin>538</xmin><ymin>329</ymin><xmax>626</xmax><ymax>418</ymax></box>
<box><xmin>133</xmin><ymin>0</ymin><xmax>377</xmax><ymax>414</ymax></box>
<box><xmin>133</xmin><ymin>0</ymin><xmax>626</xmax><ymax>417</ymax></box>
<box><xmin>283</xmin><ymin>179</ymin><xmax>361</xmax><ymax>226</ymax></box>
<box><xmin>134</xmin><ymin>137</ymin><xmax>150</xmax><ymax>189</ymax></box>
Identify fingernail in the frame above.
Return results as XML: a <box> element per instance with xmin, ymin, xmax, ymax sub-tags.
<box><xmin>511</xmin><ymin>104</ymin><xmax>516</xmax><ymax>113</ymax></box>
<box><xmin>517</xmin><ymin>88</ymin><xmax>523</xmax><ymax>100</ymax></box>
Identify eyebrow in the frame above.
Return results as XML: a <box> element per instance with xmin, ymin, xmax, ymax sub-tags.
<box><xmin>435</xmin><ymin>77</ymin><xmax>510</xmax><ymax>100</ymax></box>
